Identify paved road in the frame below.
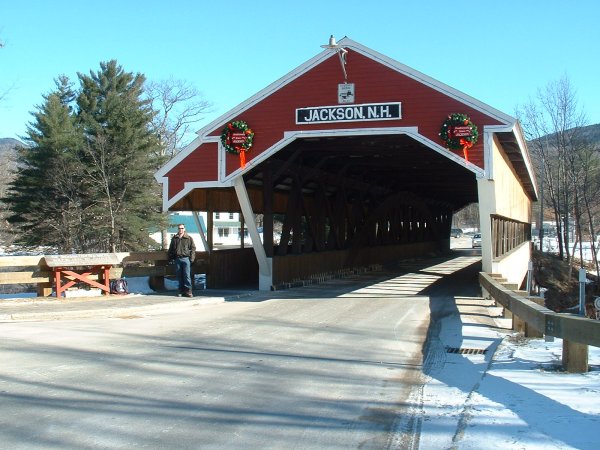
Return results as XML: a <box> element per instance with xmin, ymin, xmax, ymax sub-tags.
<box><xmin>0</xmin><ymin>251</ymin><xmax>482</xmax><ymax>449</ymax></box>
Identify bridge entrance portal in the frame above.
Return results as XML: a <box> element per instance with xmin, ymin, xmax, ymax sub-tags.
<box><xmin>156</xmin><ymin>38</ymin><xmax>537</xmax><ymax>290</ymax></box>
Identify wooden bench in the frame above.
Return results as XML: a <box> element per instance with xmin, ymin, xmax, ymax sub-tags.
<box><xmin>45</xmin><ymin>254</ymin><xmax>121</xmax><ymax>298</ymax></box>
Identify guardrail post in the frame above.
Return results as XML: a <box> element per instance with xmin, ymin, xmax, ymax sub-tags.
<box><xmin>563</xmin><ymin>340</ymin><xmax>588</xmax><ymax>373</ymax></box>
<box><xmin>486</xmin><ymin>275</ymin><xmax>504</xmax><ymax>307</ymax></box>
<box><xmin>511</xmin><ymin>290</ymin><xmax>526</xmax><ymax>332</ymax></box>
<box><xmin>501</xmin><ymin>283</ymin><xmax>518</xmax><ymax>320</ymax></box>
<box><xmin>512</xmin><ymin>290</ymin><xmax>543</xmax><ymax>337</ymax></box>
<box><xmin>512</xmin><ymin>314</ymin><xmax>525</xmax><ymax>332</ymax></box>
<box><xmin>481</xmin><ymin>285</ymin><xmax>491</xmax><ymax>301</ymax></box>
<box><xmin>525</xmin><ymin>297</ymin><xmax>544</xmax><ymax>338</ymax></box>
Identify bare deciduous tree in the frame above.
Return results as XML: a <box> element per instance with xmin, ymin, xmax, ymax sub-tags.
<box><xmin>145</xmin><ymin>78</ymin><xmax>212</xmax><ymax>248</ymax></box>
<box><xmin>146</xmin><ymin>78</ymin><xmax>212</xmax><ymax>158</ymax></box>
<box><xmin>452</xmin><ymin>203</ymin><xmax>479</xmax><ymax>230</ymax></box>
<box><xmin>517</xmin><ymin>75</ymin><xmax>598</xmax><ymax>277</ymax></box>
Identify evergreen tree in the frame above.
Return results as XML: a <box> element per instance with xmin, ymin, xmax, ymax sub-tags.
<box><xmin>4</xmin><ymin>62</ymin><xmax>167</xmax><ymax>253</ymax></box>
<box><xmin>3</xmin><ymin>76</ymin><xmax>85</xmax><ymax>252</ymax></box>
<box><xmin>76</xmin><ymin>60</ymin><xmax>165</xmax><ymax>252</ymax></box>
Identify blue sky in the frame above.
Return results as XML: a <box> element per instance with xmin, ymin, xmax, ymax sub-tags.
<box><xmin>1</xmin><ymin>0</ymin><xmax>599</xmax><ymax>141</ymax></box>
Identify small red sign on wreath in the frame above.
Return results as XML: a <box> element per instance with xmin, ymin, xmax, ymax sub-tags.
<box><xmin>450</xmin><ymin>126</ymin><xmax>472</xmax><ymax>138</ymax></box>
<box><xmin>230</xmin><ymin>132</ymin><xmax>247</xmax><ymax>145</ymax></box>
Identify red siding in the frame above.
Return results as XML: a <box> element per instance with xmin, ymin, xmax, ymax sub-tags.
<box><xmin>170</xmin><ymin>50</ymin><xmax>506</xmax><ymax>190</ymax></box>
<box><xmin>167</xmin><ymin>142</ymin><xmax>218</xmax><ymax>198</ymax></box>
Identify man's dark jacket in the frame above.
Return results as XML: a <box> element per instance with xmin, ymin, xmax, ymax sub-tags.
<box><xmin>168</xmin><ymin>233</ymin><xmax>196</xmax><ymax>262</ymax></box>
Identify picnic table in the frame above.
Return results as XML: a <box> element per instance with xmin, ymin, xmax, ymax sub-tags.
<box><xmin>45</xmin><ymin>253</ymin><xmax>121</xmax><ymax>298</ymax></box>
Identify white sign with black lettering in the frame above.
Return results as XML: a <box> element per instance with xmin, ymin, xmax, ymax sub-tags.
<box><xmin>338</xmin><ymin>83</ymin><xmax>355</xmax><ymax>104</ymax></box>
<box><xmin>296</xmin><ymin>102</ymin><xmax>401</xmax><ymax>124</ymax></box>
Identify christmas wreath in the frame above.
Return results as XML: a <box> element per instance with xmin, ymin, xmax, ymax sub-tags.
<box><xmin>439</xmin><ymin>113</ymin><xmax>478</xmax><ymax>161</ymax></box>
<box><xmin>221</xmin><ymin>120</ymin><xmax>254</xmax><ymax>168</ymax></box>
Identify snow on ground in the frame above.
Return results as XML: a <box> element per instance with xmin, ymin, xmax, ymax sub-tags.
<box><xmin>419</xmin><ymin>311</ymin><xmax>600</xmax><ymax>449</ymax></box>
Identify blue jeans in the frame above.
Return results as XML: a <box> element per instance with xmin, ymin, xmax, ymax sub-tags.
<box><xmin>175</xmin><ymin>257</ymin><xmax>192</xmax><ymax>293</ymax></box>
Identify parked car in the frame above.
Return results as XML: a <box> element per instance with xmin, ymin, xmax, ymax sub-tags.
<box><xmin>472</xmin><ymin>233</ymin><xmax>482</xmax><ymax>248</ymax></box>
<box><xmin>450</xmin><ymin>228</ymin><xmax>463</xmax><ymax>238</ymax></box>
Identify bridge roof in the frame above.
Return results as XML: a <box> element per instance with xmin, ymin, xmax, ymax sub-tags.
<box><xmin>156</xmin><ymin>37</ymin><xmax>537</xmax><ymax>213</ymax></box>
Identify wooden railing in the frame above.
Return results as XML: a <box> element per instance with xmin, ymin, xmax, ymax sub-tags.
<box><xmin>479</xmin><ymin>272</ymin><xmax>600</xmax><ymax>373</ymax></box>
<box><xmin>491</xmin><ymin>215</ymin><xmax>531</xmax><ymax>258</ymax></box>
<box><xmin>0</xmin><ymin>251</ymin><xmax>210</xmax><ymax>296</ymax></box>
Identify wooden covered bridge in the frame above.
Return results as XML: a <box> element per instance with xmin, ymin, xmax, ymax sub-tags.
<box><xmin>155</xmin><ymin>37</ymin><xmax>537</xmax><ymax>290</ymax></box>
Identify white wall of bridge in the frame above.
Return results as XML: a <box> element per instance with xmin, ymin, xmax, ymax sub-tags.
<box><xmin>477</xmin><ymin>134</ymin><xmax>533</xmax><ymax>285</ymax></box>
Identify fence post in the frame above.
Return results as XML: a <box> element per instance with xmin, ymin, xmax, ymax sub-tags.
<box><xmin>524</xmin><ymin>297</ymin><xmax>544</xmax><ymax>338</ymax></box>
<box><xmin>563</xmin><ymin>340</ymin><xmax>589</xmax><ymax>373</ymax></box>
<box><xmin>501</xmin><ymin>283</ymin><xmax>518</xmax><ymax>320</ymax></box>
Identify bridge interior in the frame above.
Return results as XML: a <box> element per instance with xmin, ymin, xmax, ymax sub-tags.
<box><xmin>180</xmin><ymin>134</ymin><xmax>478</xmax><ymax>217</ymax></box>
<box><xmin>174</xmin><ymin>134</ymin><xmax>480</xmax><ymax>287</ymax></box>
<box><xmin>248</xmin><ymin>134</ymin><xmax>478</xmax><ymax>212</ymax></box>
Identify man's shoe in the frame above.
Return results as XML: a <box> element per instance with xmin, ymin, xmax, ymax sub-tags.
<box><xmin>177</xmin><ymin>293</ymin><xmax>183</xmax><ymax>297</ymax></box>
<box><xmin>184</xmin><ymin>291</ymin><xmax>193</xmax><ymax>298</ymax></box>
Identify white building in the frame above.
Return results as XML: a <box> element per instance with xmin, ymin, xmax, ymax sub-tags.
<box><xmin>150</xmin><ymin>212</ymin><xmax>249</xmax><ymax>251</ymax></box>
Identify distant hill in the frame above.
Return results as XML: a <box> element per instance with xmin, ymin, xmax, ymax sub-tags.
<box><xmin>0</xmin><ymin>138</ymin><xmax>24</xmax><ymax>171</ymax></box>
<box><xmin>0</xmin><ymin>137</ymin><xmax>23</xmax><ymax>150</ymax></box>
<box><xmin>529</xmin><ymin>123</ymin><xmax>600</xmax><ymax>148</ymax></box>
<box><xmin>0</xmin><ymin>137</ymin><xmax>24</xmax><ymax>154</ymax></box>
<box><xmin>578</xmin><ymin>123</ymin><xmax>600</xmax><ymax>143</ymax></box>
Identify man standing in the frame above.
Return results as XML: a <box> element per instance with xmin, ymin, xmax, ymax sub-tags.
<box><xmin>168</xmin><ymin>224</ymin><xmax>196</xmax><ymax>297</ymax></box>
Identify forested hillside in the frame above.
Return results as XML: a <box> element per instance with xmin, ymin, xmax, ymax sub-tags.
<box><xmin>0</xmin><ymin>137</ymin><xmax>23</xmax><ymax>160</ymax></box>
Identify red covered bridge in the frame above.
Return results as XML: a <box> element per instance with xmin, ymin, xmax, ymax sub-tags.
<box><xmin>155</xmin><ymin>37</ymin><xmax>537</xmax><ymax>290</ymax></box>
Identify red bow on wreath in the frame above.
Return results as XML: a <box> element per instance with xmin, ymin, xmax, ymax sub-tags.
<box><xmin>459</xmin><ymin>138</ymin><xmax>474</xmax><ymax>162</ymax></box>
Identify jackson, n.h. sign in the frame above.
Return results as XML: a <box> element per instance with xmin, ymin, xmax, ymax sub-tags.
<box><xmin>296</xmin><ymin>102</ymin><xmax>401</xmax><ymax>124</ymax></box>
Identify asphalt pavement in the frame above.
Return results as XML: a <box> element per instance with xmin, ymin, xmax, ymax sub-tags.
<box><xmin>1</xmin><ymin>251</ymin><xmax>517</xmax><ymax>449</ymax></box>
<box><xmin>0</xmin><ymin>262</ymin><xmax>441</xmax><ymax>448</ymax></box>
